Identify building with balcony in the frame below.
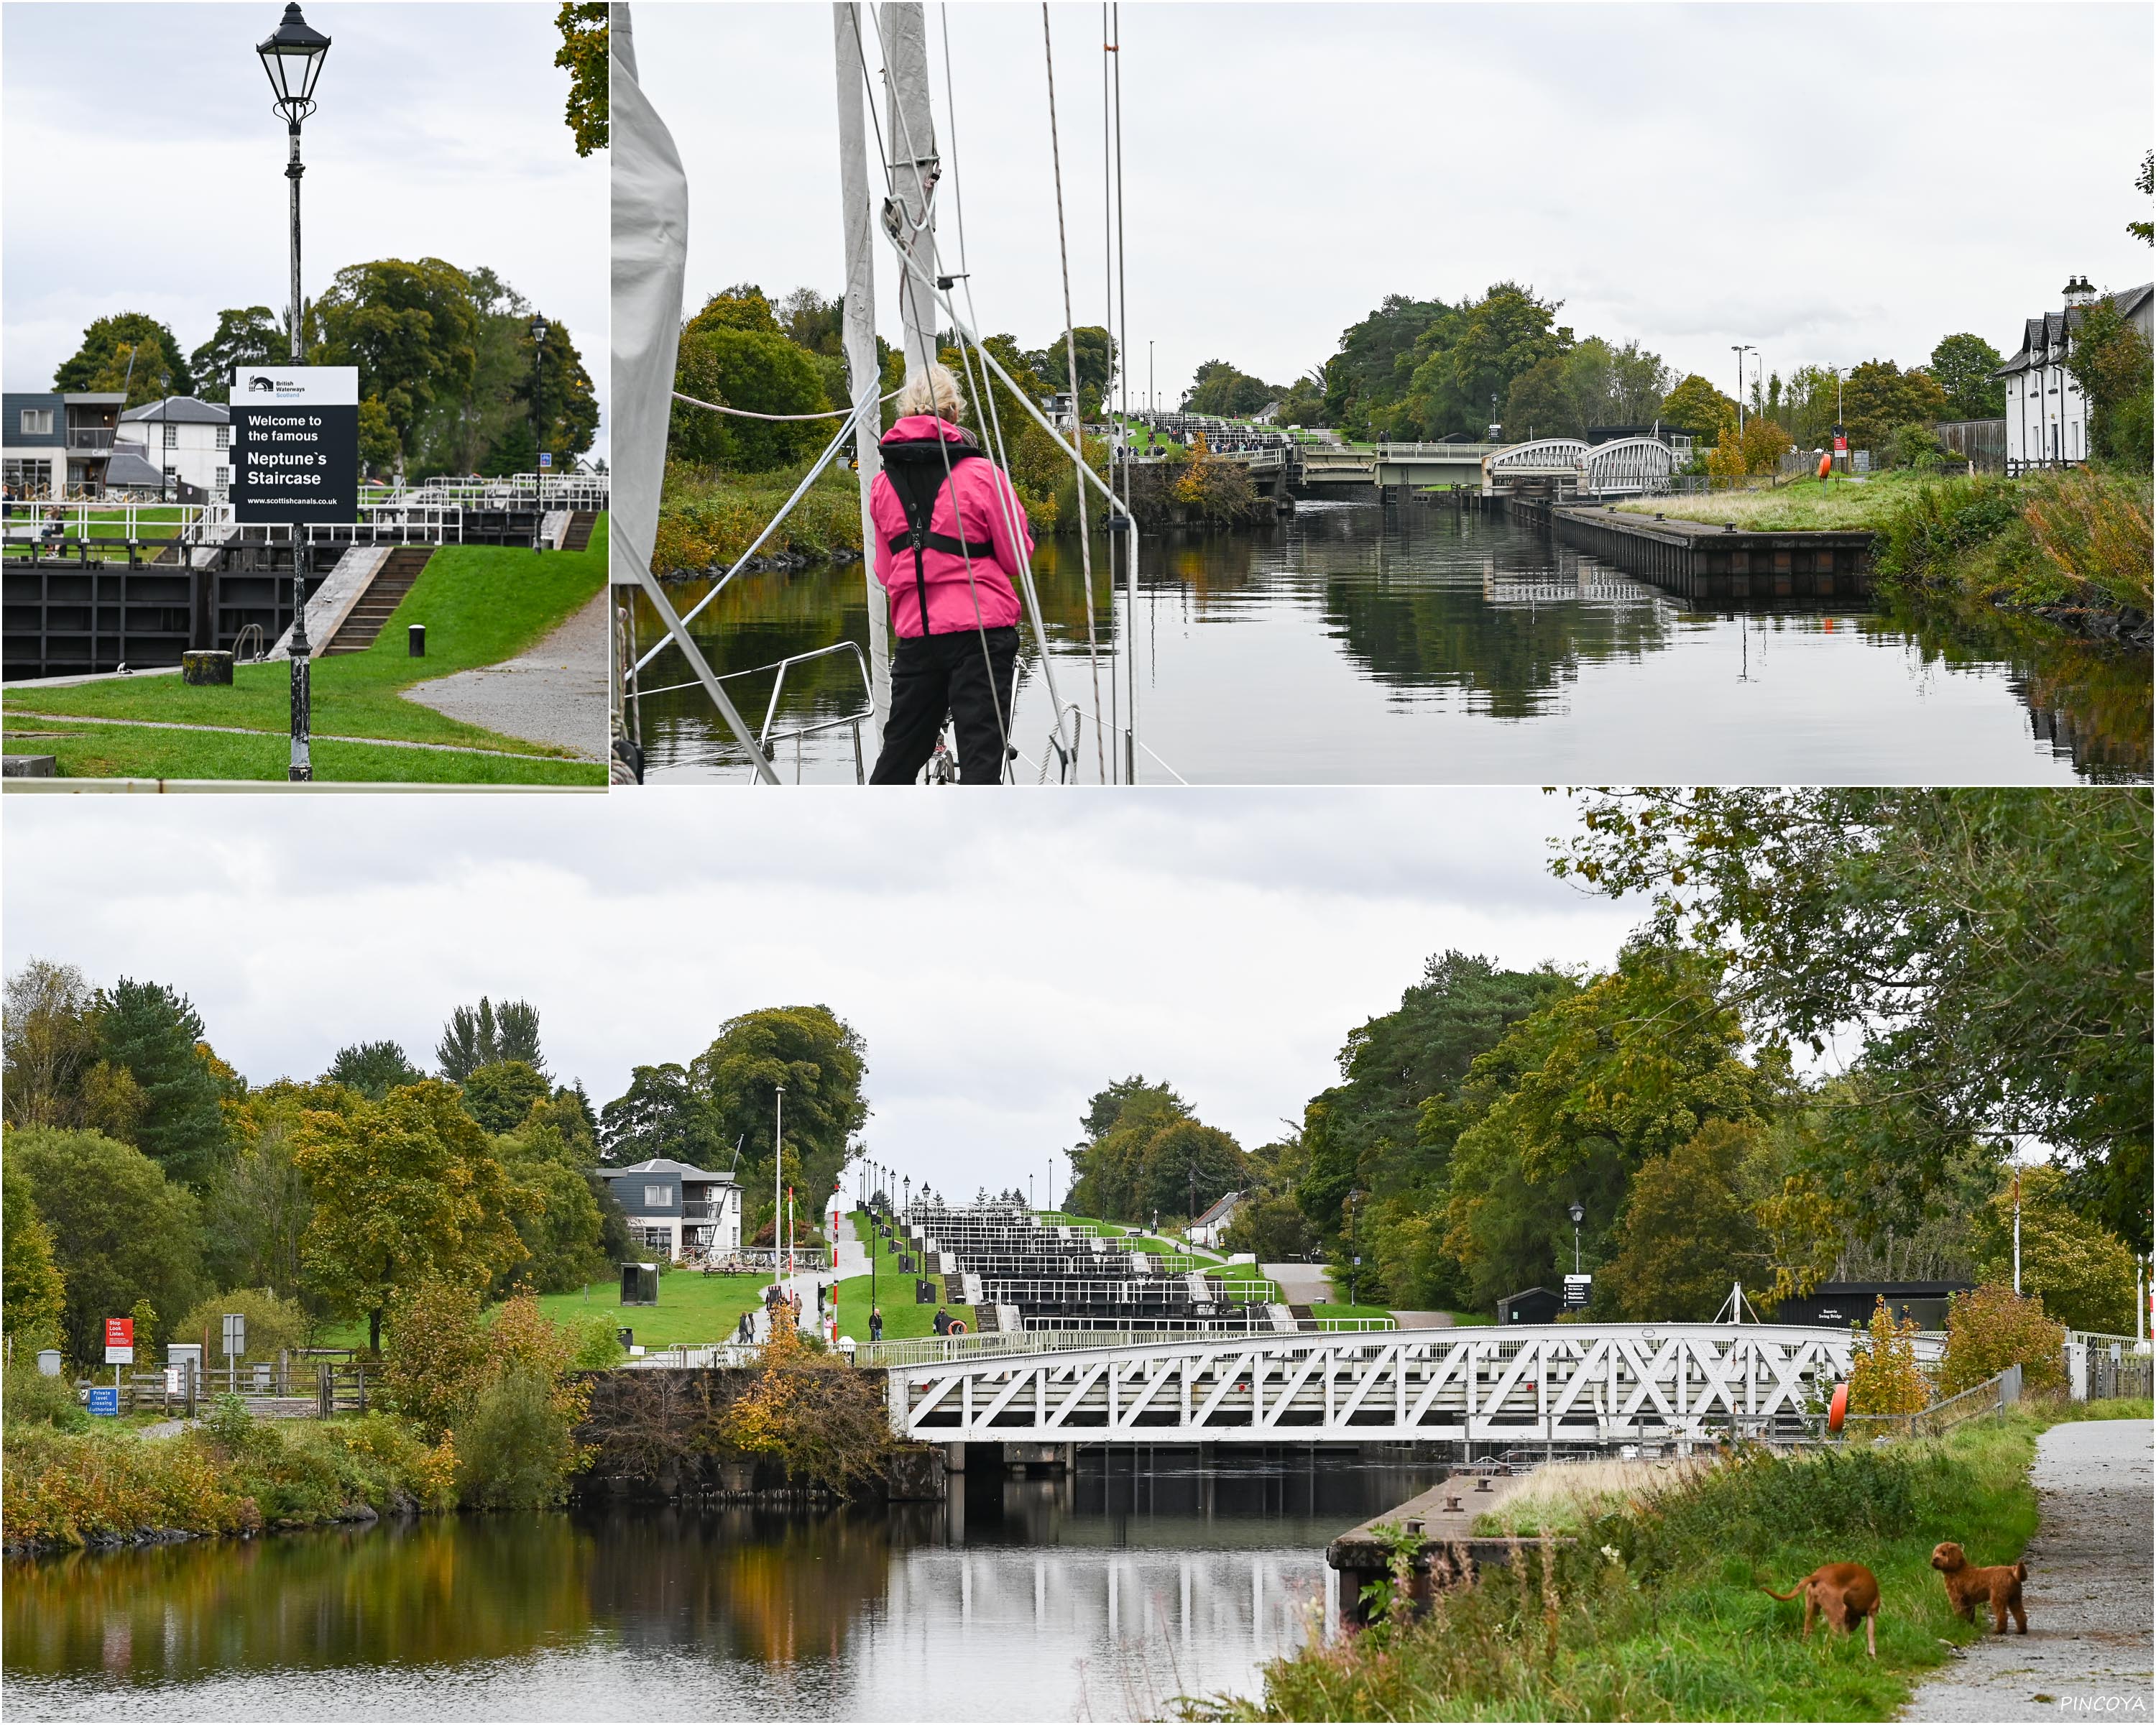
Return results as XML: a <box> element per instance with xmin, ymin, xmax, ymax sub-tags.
<box><xmin>594</xmin><ymin>1157</ymin><xmax>743</xmax><ymax>1260</ymax></box>
<box><xmin>3</xmin><ymin>392</ymin><xmax>128</xmax><ymax>497</ymax></box>
<box><xmin>114</xmin><ymin>396</ymin><xmax>234</xmax><ymax>500</ymax></box>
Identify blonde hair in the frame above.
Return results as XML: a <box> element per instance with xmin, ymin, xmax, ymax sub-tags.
<box><xmin>895</xmin><ymin>362</ymin><xmax>965</xmax><ymax>420</ymax></box>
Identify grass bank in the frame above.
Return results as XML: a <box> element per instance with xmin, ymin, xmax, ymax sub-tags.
<box><xmin>1202</xmin><ymin>1403</ymin><xmax>2141</xmax><ymax>1722</ymax></box>
<box><xmin>655</xmin><ymin>458</ymin><xmax>865</xmax><ymax>576</ymax></box>
<box><xmin>1613</xmin><ymin>471</ymin><xmax>1928</xmax><ymax>531</ymax></box>
<box><xmin>839</xmin><ymin>1210</ymin><xmax>975</xmax><ymax>1338</ymax></box>
<box><xmin>2</xmin><ymin>1402</ymin><xmax>455</xmax><ymax>1554</ymax></box>
<box><xmin>3</xmin><ymin>519</ymin><xmax>609</xmax><ymax>783</ymax></box>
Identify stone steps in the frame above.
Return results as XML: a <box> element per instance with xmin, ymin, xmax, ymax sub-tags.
<box><xmin>323</xmin><ymin>546</ymin><xmax>433</xmax><ymax>654</ymax></box>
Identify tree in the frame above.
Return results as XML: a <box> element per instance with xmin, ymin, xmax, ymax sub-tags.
<box><xmin>201</xmin><ymin>1084</ymin><xmax>333</xmax><ymax>1305</ymax></box>
<box><xmin>460</xmin><ymin>1059</ymin><xmax>550</xmax><ymax>1134</ymax></box>
<box><xmin>777</xmin><ymin>288</ymin><xmax>844</xmax><ymax>356</ymax></box>
<box><xmin>1939</xmin><ymin>1283</ymin><xmax>2065</xmax><ymax>1396</ymax></box>
<box><xmin>357</xmin><ymin>397</ymin><xmax>400</xmax><ymax>477</ymax></box>
<box><xmin>325</xmin><ymin>1039</ymin><xmax>426</xmax><ymax>1100</ymax></box>
<box><xmin>53</xmin><ymin>312</ymin><xmax>194</xmax><ymax>405</ymax></box>
<box><xmin>553</xmin><ymin>2</ymin><xmax>608</xmax><ymax>157</ymax></box>
<box><xmin>1404</xmin><ymin>283</ymin><xmax>1571</xmax><ymax>440</ymax></box>
<box><xmin>1930</xmin><ymin>333</ymin><xmax>2007</xmax><ymax>420</ymax></box>
<box><xmin>484</xmin><ymin>310</ymin><xmax>601</xmax><ymax>475</ymax></box>
<box><xmin>670</xmin><ymin>326</ymin><xmax>831</xmax><ymax>472</ymax></box>
<box><xmin>599</xmin><ymin>1062</ymin><xmax>727</xmax><ymax>1167</ymax></box>
<box><xmin>1659</xmin><ymin>374</ymin><xmax>1737</xmax><ymax>441</ymax></box>
<box><xmin>2064</xmin><ymin>296</ymin><xmax>2154</xmax><ymax>471</ymax></box>
<box><xmin>1598</xmin><ymin>1121</ymin><xmax>1772</xmax><ymax>1320</ymax></box>
<box><xmin>1556</xmin><ymin>788</ymin><xmax>2154</xmax><ymax>1251</ymax></box>
<box><xmin>1081</xmin><ymin>1075</ymin><xmax>1190</xmax><ymax>1143</ymax></box>
<box><xmin>189</xmin><ymin>307</ymin><xmax>285</xmax><ymax>403</ymax></box>
<box><xmin>1847</xmin><ymin>1296</ymin><xmax>1932</xmax><ymax>1414</ymax></box>
<box><xmin>689</xmin><ymin>1006</ymin><xmax>868</xmax><ymax>1230</ymax></box>
<box><xmin>1973</xmin><ymin>1165</ymin><xmax>2139</xmax><ymax>1333</ymax></box>
<box><xmin>2130</xmin><ymin>148</ymin><xmax>2153</xmax><ymax>246</ymax></box>
<box><xmin>1051</xmin><ymin>326</ymin><xmax>1118</xmax><ymax>416</ymax></box>
<box><xmin>1273</xmin><ymin>374</ymin><xmax>1327</xmax><ymax>427</ymax></box>
<box><xmin>1221</xmin><ymin>1189</ymin><xmax>1319</xmax><ymax>1261</ymax></box>
<box><xmin>95</xmin><ymin>977</ymin><xmax>234</xmax><ymax>1190</ymax></box>
<box><xmin>6</xmin><ymin>1128</ymin><xmax>206</xmax><ymax>1365</ymax></box>
<box><xmin>173</xmin><ymin>1286</ymin><xmax>310</xmax><ymax>1366</ymax></box>
<box><xmin>684</xmin><ymin>285</ymin><xmax>783</xmax><ymax>338</ymax></box>
<box><xmin>296</xmin><ymin>1080</ymin><xmax>525</xmax><ymax>1352</ymax></box>
<box><xmin>436</xmin><ymin>996</ymin><xmax>545</xmax><ymax>1081</ymax></box>
<box><xmin>495</xmin><ymin>1121</ymin><xmax>609</xmax><ymax>1293</ymax></box>
<box><xmin>1138</xmin><ymin>1118</ymin><xmax>1248</xmax><ymax>1222</ymax></box>
<box><xmin>1838</xmin><ymin>359</ymin><xmax>1949</xmax><ymax>453</ymax></box>
<box><xmin>1437</xmin><ymin>943</ymin><xmax>1782</xmax><ymax>1310</ymax></box>
<box><xmin>3</xmin><ymin>959</ymin><xmax>101</xmax><ymax>1129</ymax></box>
<box><xmin>1</xmin><ymin>1155</ymin><xmax>67</xmax><ymax>1348</ymax></box>
<box><xmin>306</xmin><ymin>257</ymin><xmax>482</xmax><ymax>468</ymax></box>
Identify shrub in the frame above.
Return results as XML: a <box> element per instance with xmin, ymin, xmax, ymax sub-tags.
<box><xmin>715</xmin><ymin>1315</ymin><xmax>894</xmax><ymax>1494</ymax></box>
<box><xmin>380</xmin><ymin>1277</ymin><xmax>492</xmax><ymax>1440</ymax></box>
<box><xmin>1940</xmin><ymin>1282</ymin><xmax>2066</xmax><ymax>1397</ymax></box>
<box><xmin>1</xmin><ymin>1356</ymin><xmax>86</xmax><ymax>1430</ymax></box>
<box><xmin>1848</xmin><ymin>1295</ymin><xmax>1932</xmax><ymax>1415</ymax></box>
<box><xmin>565</xmin><ymin>1315</ymin><xmax>625</xmax><ymax>1371</ymax></box>
<box><xmin>456</xmin><ymin>1370</ymin><xmax>581</xmax><ymax>1508</ymax></box>
<box><xmin>173</xmin><ymin>1287</ymin><xmax>312</xmax><ymax>1367</ymax></box>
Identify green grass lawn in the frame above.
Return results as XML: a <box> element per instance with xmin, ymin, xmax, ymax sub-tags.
<box><xmin>3</xmin><ymin>516</ymin><xmax>609</xmax><ymax>783</ymax></box>
<box><xmin>841</xmin><ymin>1210</ymin><xmax>973</xmax><ymax>1338</ymax></box>
<box><xmin>1613</xmin><ymin>471</ymin><xmax>1922</xmax><ymax>530</ymax></box>
<box><xmin>533</xmin><ymin>1269</ymin><xmax>770</xmax><ymax>1349</ymax></box>
<box><xmin>1230</xmin><ymin>1405</ymin><xmax>2122</xmax><ymax>1721</ymax></box>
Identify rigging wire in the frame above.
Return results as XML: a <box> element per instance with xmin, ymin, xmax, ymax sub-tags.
<box><xmin>1041</xmin><ymin>2</ymin><xmax>1108</xmax><ymax>784</ymax></box>
<box><xmin>673</xmin><ymin>386</ymin><xmax>899</xmax><ymax>422</ymax></box>
<box><xmin>1100</xmin><ymin>4</ymin><xmax>1118</xmax><ymax>773</ymax></box>
<box><xmin>1110</xmin><ymin>1</ymin><xmax>1137</xmax><ymax>779</ymax></box>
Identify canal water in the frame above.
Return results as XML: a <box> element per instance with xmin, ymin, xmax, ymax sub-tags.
<box><xmin>625</xmin><ymin>502</ymin><xmax>2150</xmax><ymax>786</ymax></box>
<box><xmin>3</xmin><ymin>1449</ymin><xmax>1445</xmax><ymax>1722</ymax></box>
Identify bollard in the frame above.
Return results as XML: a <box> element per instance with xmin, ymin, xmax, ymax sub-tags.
<box><xmin>408</xmin><ymin>623</ymin><xmax>426</xmax><ymax>657</ymax></box>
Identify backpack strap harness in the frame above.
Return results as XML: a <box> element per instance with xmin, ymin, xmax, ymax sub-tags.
<box><xmin>880</xmin><ymin>431</ymin><xmax>995</xmax><ymax>635</ymax></box>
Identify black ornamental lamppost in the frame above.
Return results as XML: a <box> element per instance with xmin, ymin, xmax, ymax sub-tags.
<box><xmin>257</xmin><ymin>3</ymin><xmax>329</xmax><ymax>781</ymax></box>
<box><xmin>530</xmin><ymin>316</ymin><xmax>548</xmax><ymax>551</ymax></box>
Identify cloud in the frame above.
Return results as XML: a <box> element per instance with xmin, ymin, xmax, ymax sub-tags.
<box><xmin>1</xmin><ymin>791</ymin><xmax>1639</xmax><ymax>1195</ymax></box>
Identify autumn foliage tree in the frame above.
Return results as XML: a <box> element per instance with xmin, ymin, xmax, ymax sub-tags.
<box><xmin>297</xmin><ymin>1080</ymin><xmax>525</xmax><ymax>1352</ymax></box>
<box><xmin>1846</xmin><ymin>1296</ymin><xmax>1932</xmax><ymax>1416</ymax></box>
<box><xmin>1938</xmin><ymin>1282</ymin><xmax>2065</xmax><ymax>1397</ymax></box>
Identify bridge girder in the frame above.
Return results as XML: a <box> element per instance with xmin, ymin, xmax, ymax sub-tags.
<box><xmin>887</xmin><ymin>1323</ymin><xmax>1917</xmax><ymax>1447</ymax></box>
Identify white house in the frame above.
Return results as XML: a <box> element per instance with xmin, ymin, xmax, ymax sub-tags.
<box><xmin>594</xmin><ymin>1157</ymin><xmax>743</xmax><ymax>1260</ymax></box>
<box><xmin>1188</xmin><ymin>1189</ymin><xmax>1245</xmax><ymax>1250</ymax></box>
<box><xmin>114</xmin><ymin>396</ymin><xmax>234</xmax><ymax>499</ymax></box>
<box><xmin>1996</xmin><ymin>277</ymin><xmax>2155</xmax><ymax>473</ymax></box>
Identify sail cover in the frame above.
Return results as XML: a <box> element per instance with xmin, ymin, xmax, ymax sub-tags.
<box><xmin>609</xmin><ymin>6</ymin><xmax>686</xmax><ymax>589</ymax></box>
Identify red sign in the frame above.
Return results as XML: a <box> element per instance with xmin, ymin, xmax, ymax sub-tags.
<box><xmin>104</xmin><ymin>1317</ymin><xmax>134</xmax><ymax>1348</ymax></box>
<box><xmin>1832</xmin><ymin>435</ymin><xmax>1848</xmax><ymax>454</ymax></box>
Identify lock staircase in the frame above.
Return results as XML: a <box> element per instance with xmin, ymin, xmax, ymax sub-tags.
<box><xmin>323</xmin><ymin>547</ymin><xmax>433</xmax><ymax>654</ymax></box>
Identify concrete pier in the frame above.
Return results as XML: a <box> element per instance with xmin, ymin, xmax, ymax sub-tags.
<box><xmin>1513</xmin><ymin>497</ymin><xmax>1874</xmax><ymax>601</ymax></box>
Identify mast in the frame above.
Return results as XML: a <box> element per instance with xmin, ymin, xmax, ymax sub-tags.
<box><xmin>834</xmin><ymin>3</ymin><xmax>889</xmax><ymax>741</ymax></box>
<box><xmin>881</xmin><ymin>5</ymin><xmax>941</xmax><ymax>395</ymax></box>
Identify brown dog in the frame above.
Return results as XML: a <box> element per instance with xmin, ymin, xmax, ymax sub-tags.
<box><xmin>1930</xmin><ymin>1542</ymin><xmax>2029</xmax><ymax>1634</ymax></box>
<box><xmin>1761</xmin><ymin>1563</ymin><xmax>1881</xmax><ymax>1657</ymax></box>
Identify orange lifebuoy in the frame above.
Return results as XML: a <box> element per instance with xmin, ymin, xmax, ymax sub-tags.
<box><xmin>949</xmin><ymin>1319</ymin><xmax>969</xmax><ymax>1335</ymax></box>
<box><xmin>1818</xmin><ymin>453</ymin><xmax>1833</xmax><ymax>480</ymax></box>
<box><xmin>1828</xmin><ymin>1381</ymin><xmax>1849</xmax><ymax>1435</ymax></box>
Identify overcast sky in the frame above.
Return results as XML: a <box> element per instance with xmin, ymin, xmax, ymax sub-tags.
<box><xmin>637</xmin><ymin>1</ymin><xmax>2152</xmax><ymax>408</ymax></box>
<box><xmin>3</xmin><ymin>791</ymin><xmax>1646</xmax><ymax>1198</ymax></box>
<box><xmin>1</xmin><ymin>2</ymin><xmax>609</xmax><ymax>455</ymax></box>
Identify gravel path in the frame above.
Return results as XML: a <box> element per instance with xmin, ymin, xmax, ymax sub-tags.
<box><xmin>401</xmin><ymin>591</ymin><xmax>607</xmax><ymax>760</ymax></box>
<box><xmin>1902</xmin><ymin>1416</ymin><xmax>2153</xmax><ymax>1721</ymax></box>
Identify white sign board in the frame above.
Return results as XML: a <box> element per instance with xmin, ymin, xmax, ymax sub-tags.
<box><xmin>221</xmin><ymin>1313</ymin><xmax>247</xmax><ymax>1358</ymax></box>
<box><xmin>229</xmin><ymin>365</ymin><xmax>359</xmax><ymax>525</ymax></box>
<box><xmin>104</xmin><ymin>1344</ymin><xmax>135</xmax><ymax>1364</ymax></box>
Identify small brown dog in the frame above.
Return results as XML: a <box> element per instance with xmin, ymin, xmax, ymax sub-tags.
<box><xmin>1761</xmin><ymin>1563</ymin><xmax>1881</xmax><ymax>1657</ymax></box>
<box><xmin>1930</xmin><ymin>1542</ymin><xmax>2029</xmax><ymax>1634</ymax></box>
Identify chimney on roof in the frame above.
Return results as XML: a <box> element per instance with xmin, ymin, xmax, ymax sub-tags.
<box><xmin>2064</xmin><ymin>274</ymin><xmax>2097</xmax><ymax>310</ymax></box>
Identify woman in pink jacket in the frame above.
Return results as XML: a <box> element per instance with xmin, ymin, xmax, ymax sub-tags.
<box><xmin>867</xmin><ymin>364</ymin><xmax>1035</xmax><ymax>786</ymax></box>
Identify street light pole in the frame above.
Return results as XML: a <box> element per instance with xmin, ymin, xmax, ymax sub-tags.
<box><xmin>529</xmin><ymin>316</ymin><xmax>548</xmax><ymax>551</ymax></box>
<box><xmin>1731</xmin><ymin>344</ymin><xmax>1754</xmax><ymax>439</ymax></box>
<box><xmin>257</xmin><ymin>3</ymin><xmax>329</xmax><ymax>783</ymax></box>
<box><xmin>773</xmin><ymin>1085</ymin><xmax>784</xmax><ymax>1276</ymax></box>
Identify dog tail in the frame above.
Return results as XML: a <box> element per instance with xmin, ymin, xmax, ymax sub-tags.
<box><xmin>2013</xmin><ymin>1560</ymin><xmax>2027</xmax><ymax>1581</ymax></box>
<box><xmin>1761</xmin><ymin>1581</ymin><xmax>1805</xmax><ymax>1601</ymax></box>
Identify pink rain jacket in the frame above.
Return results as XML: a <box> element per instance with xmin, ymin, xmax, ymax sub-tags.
<box><xmin>870</xmin><ymin>415</ymin><xmax>1033</xmax><ymax>638</ymax></box>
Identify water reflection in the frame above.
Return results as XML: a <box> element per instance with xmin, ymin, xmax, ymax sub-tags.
<box><xmin>622</xmin><ymin>502</ymin><xmax>2148</xmax><ymax>784</ymax></box>
<box><xmin>3</xmin><ymin>1452</ymin><xmax>1444</xmax><ymax>1722</ymax></box>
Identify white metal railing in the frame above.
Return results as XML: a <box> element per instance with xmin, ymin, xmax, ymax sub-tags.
<box><xmin>886</xmin><ymin>1322</ymin><xmax>1931</xmax><ymax>1445</ymax></box>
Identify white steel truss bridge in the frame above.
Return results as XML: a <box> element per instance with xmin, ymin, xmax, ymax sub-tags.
<box><xmin>885</xmin><ymin>1324</ymin><xmax>1938</xmax><ymax>1448</ymax></box>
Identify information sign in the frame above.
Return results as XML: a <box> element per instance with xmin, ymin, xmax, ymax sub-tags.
<box><xmin>229</xmin><ymin>366</ymin><xmax>359</xmax><ymax>525</ymax></box>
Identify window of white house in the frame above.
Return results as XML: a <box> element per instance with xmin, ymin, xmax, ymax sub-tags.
<box><xmin>215</xmin><ymin>466</ymin><xmax>232</xmax><ymax>486</ymax></box>
<box><xmin>643</xmin><ymin>1184</ymin><xmax>671</xmax><ymax>1208</ymax></box>
<box><xmin>164</xmin><ymin>423</ymin><xmax>180</xmax><ymax>448</ymax></box>
<box><xmin>216</xmin><ymin>426</ymin><xmax>230</xmax><ymax>449</ymax></box>
<box><xmin>19</xmin><ymin>408</ymin><xmax>52</xmax><ymax>436</ymax></box>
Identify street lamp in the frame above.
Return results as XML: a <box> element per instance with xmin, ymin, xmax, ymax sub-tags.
<box><xmin>1567</xmin><ymin>1201</ymin><xmax>1585</xmax><ymax>1275</ymax></box>
<box><xmin>1731</xmin><ymin>344</ymin><xmax>1754</xmax><ymax>438</ymax></box>
<box><xmin>257</xmin><ymin>2</ymin><xmax>329</xmax><ymax>783</ymax></box>
<box><xmin>530</xmin><ymin>316</ymin><xmax>548</xmax><ymax>550</ymax></box>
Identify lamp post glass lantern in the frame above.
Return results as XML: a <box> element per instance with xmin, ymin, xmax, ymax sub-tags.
<box><xmin>258</xmin><ymin>3</ymin><xmax>328</xmax><ymax>782</ymax></box>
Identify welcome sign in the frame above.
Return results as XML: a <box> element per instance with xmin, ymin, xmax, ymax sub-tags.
<box><xmin>229</xmin><ymin>365</ymin><xmax>359</xmax><ymax>525</ymax></box>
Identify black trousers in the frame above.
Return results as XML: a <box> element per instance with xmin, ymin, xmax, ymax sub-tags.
<box><xmin>870</xmin><ymin>626</ymin><xmax>1018</xmax><ymax>786</ymax></box>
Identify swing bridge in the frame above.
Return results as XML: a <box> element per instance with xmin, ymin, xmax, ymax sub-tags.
<box><xmin>878</xmin><ymin>1322</ymin><xmax>1936</xmax><ymax>1450</ymax></box>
